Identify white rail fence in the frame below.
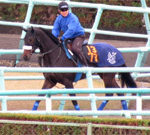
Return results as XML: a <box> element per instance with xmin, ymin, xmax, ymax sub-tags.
<box><xmin>0</xmin><ymin>0</ymin><xmax>150</xmax><ymax>120</ymax></box>
<box><xmin>0</xmin><ymin>67</ymin><xmax>150</xmax><ymax>119</ymax></box>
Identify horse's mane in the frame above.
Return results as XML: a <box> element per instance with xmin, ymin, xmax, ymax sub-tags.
<box><xmin>39</xmin><ymin>28</ymin><xmax>60</xmax><ymax>45</ymax></box>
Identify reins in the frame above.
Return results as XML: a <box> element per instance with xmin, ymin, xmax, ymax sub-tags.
<box><xmin>36</xmin><ymin>42</ymin><xmax>62</xmax><ymax>67</ymax></box>
<box><xmin>37</xmin><ymin>45</ymin><xmax>60</xmax><ymax>57</ymax></box>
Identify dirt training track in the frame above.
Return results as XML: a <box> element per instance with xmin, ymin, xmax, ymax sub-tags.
<box><xmin>0</xmin><ymin>33</ymin><xmax>150</xmax><ymax>119</ymax></box>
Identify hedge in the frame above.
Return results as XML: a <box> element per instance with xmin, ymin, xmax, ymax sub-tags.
<box><xmin>0</xmin><ymin>113</ymin><xmax>150</xmax><ymax>135</ymax></box>
<box><xmin>0</xmin><ymin>0</ymin><xmax>150</xmax><ymax>34</ymax></box>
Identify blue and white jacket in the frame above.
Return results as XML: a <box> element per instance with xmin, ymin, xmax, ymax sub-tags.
<box><xmin>52</xmin><ymin>12</ymin><xmax>85</xmax><ymax>41</ymax></box>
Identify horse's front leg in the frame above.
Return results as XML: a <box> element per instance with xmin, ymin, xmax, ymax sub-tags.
<box><xmin>64</xmin><ymin>81</ymin><xmax>80</xmax><ymax>110</ymax></box>
<box><xmin>32</xmin><ymin>79</ymin><xmax>56</xmax><ymax>111</ymax></box>
<box><xmin>69</xmin><ymin>94</ymin><xmax>80</xmax><ymax>110</ymax></box>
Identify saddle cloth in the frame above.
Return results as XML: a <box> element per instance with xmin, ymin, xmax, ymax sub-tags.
<box><xmin>83</xmin><ymin>42</ymin><xmax>125</xmax><ymax>67</ymax></box>
<box><xmin>64</xmin><ymin>41</ymin><xmax>125</xmax><ymax>67</ymax></box>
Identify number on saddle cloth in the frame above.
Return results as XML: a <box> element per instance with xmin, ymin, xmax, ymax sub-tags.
<box><xmin>82</xmin><ymin>44</ymin><xmax>99</xmax><ymax>64</ymax></box>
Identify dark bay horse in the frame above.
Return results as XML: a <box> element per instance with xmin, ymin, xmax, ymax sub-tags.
<box><xmin>22</xmin><ymin>27</ymin><xmax>137</xmax><ymax>111</ymax></box>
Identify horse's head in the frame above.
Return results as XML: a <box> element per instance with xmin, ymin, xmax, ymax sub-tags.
<box><xmin>23</xmin><ymin>27</ymin><xmax>61</xmax><ymax>61</ymax></box>
<box><xmin>22</xmin><ymin>27</ymin><xmax>41</xmax><ymax>61</ymax></box>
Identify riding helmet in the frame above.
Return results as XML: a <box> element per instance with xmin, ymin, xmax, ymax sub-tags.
<box><xmin>58</xmin><ymin>1</ymin><xmax>69</xmax><ymax>10</ymax></box>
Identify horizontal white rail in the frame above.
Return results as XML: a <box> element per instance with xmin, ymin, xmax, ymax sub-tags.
<box><xmin>0</xmin><ymin>119</ymin><xmax>149</xmax><ymax>134</ymax></box>
<box><xmin>1</xmin><ymin>67</ymin><xmax>150</xmax><ymax>73</ymax></box>
<box><xmin>1</xmin><ymin>47</ymin><xmax>150</xmax><ymax>55</ymax></box>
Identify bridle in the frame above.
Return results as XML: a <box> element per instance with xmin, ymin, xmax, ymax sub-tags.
<box><xmin>36</xmin><ymin>35</ymin><xmax>62</xmax><ymax>66</ymax></box>
<box><xmin>23</xmin><ymin>33</ymin><xmax>62</xmax><ymax>67</ymax></box>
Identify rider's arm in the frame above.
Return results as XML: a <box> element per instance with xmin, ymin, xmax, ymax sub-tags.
<box><xmin>61</xmin><ymin>15</ymin><xmax>78</xmax><ymax>40</ymax></box>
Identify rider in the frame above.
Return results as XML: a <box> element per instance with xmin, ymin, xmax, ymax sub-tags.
<box><xmin>52</xmin><ymin>1</ymin><xmax>88</xmax><ymax>66</ymax></box>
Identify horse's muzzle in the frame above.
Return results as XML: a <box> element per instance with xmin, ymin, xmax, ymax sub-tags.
<box><xmin>23</xmin><ymin>50</ymin><xmax>32</xmax><ymax>61</ymax></box>
<box><xmin>23</xmin><ymin>55</ymin><xmax>30</xmax><ymax>61</ymax></box>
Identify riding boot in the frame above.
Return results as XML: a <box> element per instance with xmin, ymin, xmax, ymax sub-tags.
<box><xmin>78</xmin><ymin>52</ymin><xmax>88</xmax><ymax>66</ymax></box>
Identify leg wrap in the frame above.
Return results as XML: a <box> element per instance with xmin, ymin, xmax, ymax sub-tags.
<box><xmin>74</xmin><ymin>104</ymin><xmax>80</xmax><ymax>110</ymax></box>
<box><xmin>121</xmin><ymin>100</ymin><xmax>128</xmax><ymax>110</ymax></box>
<box><xmin>32</xmin><ymin>101</ymin><xmax>40</xmax><ymax>111</ymax></box>
<box><xmin>98</xmin><ymin>100</ymin><xmax>108</xmax><ymax>110</ymax></box>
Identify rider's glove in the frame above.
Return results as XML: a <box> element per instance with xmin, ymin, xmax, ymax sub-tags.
<box><xmin>60</xmin><ymin>39</ymin><xmax>63</xmax><ymax>44</ymax></box>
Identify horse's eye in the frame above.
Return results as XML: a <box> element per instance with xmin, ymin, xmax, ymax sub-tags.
<box><xmin>28</xmin><ymin>37</ymin><xmax>33</xmax><ymax>43</ymax></box>
<box><xmin>29</xmin><ymin>38</ymin><xmax>32</xmax><ymax>42</ymax></box>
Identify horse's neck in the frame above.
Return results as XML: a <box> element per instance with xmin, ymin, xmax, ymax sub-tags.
<box><xmin>38</xmin><ymin>31</ymin><xmax>75</xmax><ymax>67</ymax></box>
<box><xmin>39</xmin><ymin>34</ymin><xmax>60</xmax><ymax>66</ymax></box>
<box><xmin>40</xmin><ymin>36</ymin><xmax>55</xmax><ymax>53</ymax></box>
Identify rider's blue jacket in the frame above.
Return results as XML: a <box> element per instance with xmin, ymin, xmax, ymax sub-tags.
<box><xmin>52</xmin><ymin>12</ymin><xmax>85</xmax><ymax>41</ymax></box>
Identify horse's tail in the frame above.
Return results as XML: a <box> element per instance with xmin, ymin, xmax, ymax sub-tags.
<box><xmin>119</xmin><ymin>64</ymin><xmax>137</xmax><ymax>88</ymax></box>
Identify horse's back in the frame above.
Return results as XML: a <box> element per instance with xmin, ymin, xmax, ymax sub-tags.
<box><xmin>83</xmin><ymin>42</ymin><xmax>125</xmax><ymax>67</ymax></box>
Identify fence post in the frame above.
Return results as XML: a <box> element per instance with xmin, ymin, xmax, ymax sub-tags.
<box><xmin>136</xmin><ymin>93</ymin><xmax>142</xmax><ymax>119</ymax></box>
<box><xmin>88</xmin><ymin>8</ymin><xmax>103</xmax><ymax>44</ymax></box>
<box><xmin>46</xmin><ymin>94</ymin><xmax>52</xmax><ymax>111</ymax></box>
<box><xmin>86</xmin><ymin>69</ymin><xmax>97</xmax><ymax>117</ymax></box>
<box><xmin>0</xmin><ymin>70</ymin><xmax>7</xmax><ymax>111</ymax></box>
<box><xmin>87</xmin><ymin>123</ymin><xmax>92</xmax><ymax>135</ymax></box>
<box><xmin>59</xmin><ymin>94</ymin><xmax>66</xmax><ymax>110</ymax></box>
<box><xmin>134</xmin><ymin>0</ymin><xmax>150</xmax><ymax>67</ymax></box>
<box><xmin>17</xmin><ymin>0</ymin><xmax>35</xmax><ymax>64</ymax></box>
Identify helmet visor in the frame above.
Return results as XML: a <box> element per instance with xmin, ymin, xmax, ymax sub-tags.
<box><xmin>60</xmin><ymin>8</ymin><xmax>68</xmax><ymax>12</ymax></box>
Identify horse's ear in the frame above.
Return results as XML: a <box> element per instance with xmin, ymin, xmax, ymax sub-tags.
<box><xmin>31</xmin><ymin>27</ymin><xmax>34</xmax><ymax>33</ymax></box>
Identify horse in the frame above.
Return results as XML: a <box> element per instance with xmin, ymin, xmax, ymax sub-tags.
<box><xmin>22</xmin><ymin>27</ymin><xmax>137</xmax><ymax>111</ymax></box>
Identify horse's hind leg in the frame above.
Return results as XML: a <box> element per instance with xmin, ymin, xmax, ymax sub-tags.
<box><xmin>98</xmin><ymin>73</ymin><xmax>128</xmax><ymax>110</ymax></box>
<box><xmin>32</xmin><ymin>79</ymin><xmax>56</xmax><ymax>110</ymax></box>
<box><xmin>97</xmin><ymin>73</ymin><xmax>126</xmax><ymax>110</ymax></box>
<box><xmin>97</xmin><ymin>73</ymin><xmax>114</xmax><ymax>110</ymax></box>
<box><xmin>117</xmin><ymin>93</ymin><xmax>128</xmax><ymax>110</ymax></box>
<box><xmin>69</xmin><ymin>94</ymin><xmax>80</xmax><ymax>110</ymax></box>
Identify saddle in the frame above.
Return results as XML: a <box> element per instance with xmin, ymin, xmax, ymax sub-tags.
<box><xmin>65</xmin><ymin>39</ymin><xmax>99</xmax><ymax>64</ymax></box>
